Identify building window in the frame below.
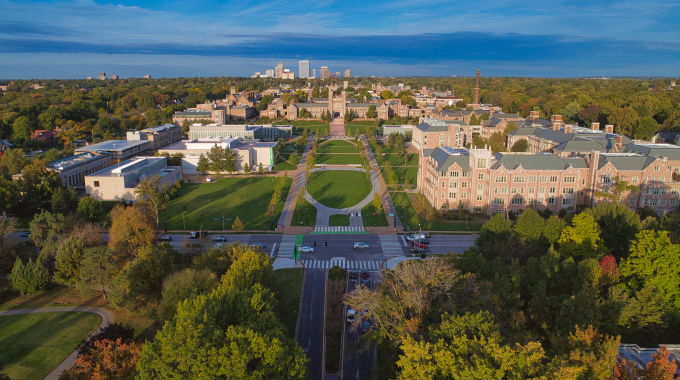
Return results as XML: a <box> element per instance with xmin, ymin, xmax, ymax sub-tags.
<box><xmin>564</xmin><ymin>176</ymin><xmax>575</xmax><ymax>183</ymax></box>
<box><xmin>461</xmin><ymin>192</ymin><xmax>467</xmax><ymax>198</ymax></box>
<box><xmin>564</xmin><ymin>188</ymin><xmax>574</xmax><ymax>194</ymax></box>
<box><xmin>538</xmin><ymin>197</ymin><xmax>545</xmax><ymax>203</ymax></box>
<box><xmin>477</xmin><ymin>194</ymin><xmax>483</xmax><ymax>201</ymax></box>
<box><xmin>477</xmin><ymin>184</ymin><xmax>483</xmax><ymax>191</ymax></box>
<box><xmin>562</xmin><ymin>198</ymin><xmax>573</xmax><ymax>205</ymax></box>
<box><xmin>653</xmin><ymin>188</ymin><xmax>660</xmax><ymax>195</ymax></box>
<box><xmin>511</xmin><ymin>187</ymin><xmax>517</xmax><ymax>194</ymax></box>
<box><xmin>449</xmin><ymin>192</ymin><xmax>457</xmax><ymax>198</ymax></box>
<box><xmin>94</xmin><ymin>181</ymin><xmax>100</xmax><ymax>187</ymax></box>
<box><xmin>494</xmin><ymin>198</ymin><xmax>505</xmax><ymax>205</ymax></box>
<box><xmin>580</xmin><ymin>191</ymin><xmax>585</xmax><ymax>196</ymax></box>
<box><xmin>462</xmin><ymin>171</ymin><xmax>470</xmax><ymax>177</ymax></box>
<box><xmin>442</xmin><ymin>182</ymin><xmax>446</xmax><ymax>188</ymax></box>
<box><xmin>632</xmin><ymin>176</ymin><xmax>638</xmax><ymax>183</ymax></box>
<box><xmin>672</xmin><ymin>189</ymin><xmax>678</xmax><ymax>195</ymax></box>
<box><xmin>501</xmin><ymin>187</ymin><xmax>507</xmax><ymax>194</ymax></box>
<box><xmin>539</xmin><ymin>175</ymin><xmax>547</xmax><ymax>182</ymax></box>
<box><xmin>476</xmin><ymin>206</ymin><xmax>482</xmax><ymax>212</ymax></box>
<box><xmin>450</xmin><ymin>171</ymin><xmax>459</xmax><ymax>177</ymax></box>
<box><xmin>529</xmin><ymin>187</ymin><xmax>535</xmax><ymax>193</ymax></box>
<box><xmin>660</xmin><ymin>199</ymin><xmax>667</xmax><ymax>206</ymax></box>
<box><xmin>461</xmin><ymin>182</ymin><xmax>468</xmax><ymax>188</ymax></box>
<box><xmin>528</xmin><ymin>197</ymin><xmax>534</xmax><ymax>204</ymax></box>
<box><xmin>549</xmin><ymin>187</ymin><xmax>556</xmax><ymax>193</ymax></box>
<box><xmin>549</xmin><ymin>176</ymin><xmax>558</xmax><ymax>182</ymax></box>
<box><xmin>660</xmin><ymin>176</ymin><xmax>665</xmax><ymax>183</ymax></box>
<box><xmin>511</xmin><ymin>198</ymin><xmax>524</xmax><ymax>205</ymax></box>
<box><xmin>478</xmin><ymin>173</ymin><xmax>484</xmax><ymax>180</ymax></box>
<box><xmin>655</xmin><ymin>166</ymin><xmax>660</xmax><ymax>171</ymax></box>
<box><xmin>662</xmin><ymin>188</ymin><xmax>668</xmax><ymax>195</ymax></box>
<box><xmin>514</xmin><ymin>176</ymin><xmax>525</xmax><ymax>183</ymax></box>
<box><xmin>450</xmin><ymin>182</ymin><xmax>457</xmax><ymax>188</ymax></box>
<box><xmin>495</xmin><ymin>176</ymin><xmax>507</xmax><ymax>183</ymax></box>
<box><xmin>494</xmin><ymin>187</ymin><xmax>498</xmax><ymax>194</ymax></box>
<box><xmin>539</xmin><ymin>186</ymin><xmax>545</xmax><ymax>193</ymax></box>
<box><xmin>547</xmin><ymin>197</ymin><xmax>555</xmax><ymax>204</ymax></box>
<box><xmin>630</xmin><ymin>198</ymin><xmax>636</xmax><ymax>205</ymax></box>
<box><xmin>441</xmin><ymin>192</ymin><xmax>445</xmax><ymax>198</ymax></box>
<box><xmin>671</xmin><ymin>199</ymin><xmax>677</xmax><ymax>206</ymax></box>
<box><xmin>529</xmin><ymin>175</ymin><xmax>537</xmax><ymax>182</ymax></box>
<box><xmin>477</xmin><ymin>159</ymin><xmax>487</xmax><ymax>168</ymax></box>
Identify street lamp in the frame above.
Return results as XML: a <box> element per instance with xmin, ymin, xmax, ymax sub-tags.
<box><xmin>466</xmin><ymin>215</ymin><xmax>468</xmax><ymax>231</ymax></box>
<box><xmin>419</xmin><ymin>223</ymin><xmax>421</xmax><ymax>234</ymax></box>
<box><xmin>222</xmin><ymin>216</ymin><xmax>225</xmax><ymax>231</ymax></box>
<box><xmin>298</xmin><ymin>208</ymin><xmax>300</xmax><ymax>224</ymax></box>
<box><xmin>182</xmin><ymin>213</ymin><xmax>186</xmax><ymax>229</ymax></box>
<box><xmin>199</xmin><ymin>225</ymin><xmax>203</xmax><ymax>237</ymax></box>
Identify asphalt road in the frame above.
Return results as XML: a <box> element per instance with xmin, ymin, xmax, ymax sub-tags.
<box><xmin>342</xmin><ymin>271</ymin><xmax>381</xmax><ymax>380</ymax></box>
<box><xmin>395</xmin><ymin>234</ymin><xmax>477</xmax><ymax>255</ymax></box>
<box><xmin>299</xmin><ymin>234</ymin><xmax>393</xmax><ymax>262</ymax></box>
<box><xmin>296</xmin><ymin>269</ymin><xmax>327</xmax><ymax>380</ymax></box>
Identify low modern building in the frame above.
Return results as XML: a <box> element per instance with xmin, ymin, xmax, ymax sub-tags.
<box><xmin>158</xmin><ymin>137</ymin><xmax>278</xmax><ymax>175</ymax></box>
<box><xmin>76</xmin><ymin>140</ymin><xmax>152</xmax><ymax>160</ymax></box>
<box><xmin>382</xmin><ymin>125</ymin><xmax>413</xmax><ymax>137</ymax></box>
<box><xmin>615</xmin><ymin>344</ymin><xmax>680</xmax><ymax>377</ymax></box>
<box><xmin>126</xmin><ymin>124</ymin><xmax>182</xmax><ymax>150</ymax></box>
<box><xmin>85</xmin><ymin>157</ymin><xmax>182</xmax><ymax>201</ymax></box>
<box><xmin>47</xmin><ymin>152</ymin><xmax>112</xmax><ymax>188</ymax></box>
<box><xmin>187</xmin><ymin>124</ymin><xmax>291</xmax><ymax>141</ymax></box>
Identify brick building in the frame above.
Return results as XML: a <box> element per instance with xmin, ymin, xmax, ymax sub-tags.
<box><xmin>30</xmin><ymin>130</ymin><xmax>57</xmax><ymax>145</ymax></box>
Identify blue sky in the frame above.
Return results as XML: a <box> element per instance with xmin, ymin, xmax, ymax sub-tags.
<box><xmin>0</xmin><ymin>0</ymin><xmax>679</xmax><ymax>79</ymax></box>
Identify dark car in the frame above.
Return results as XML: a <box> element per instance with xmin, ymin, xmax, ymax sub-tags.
<box><xmin>250</xmin><ymin>243</ymin><xmax>266</xmax><ymax>249</ymax></box>
<box><xmin>415</xmin><ymin>238</ymin><xmax>429</xmax><ymax>245</ymax></box>
<box><xmin>410</xmin><ymin>246</ymin><xmax>425</xmax><ymax>253</ymax></box>
<box><xmin>361</xmin><ymin>321</ymin><xmax>371</xmax><ymax>334</ymax></box>
<box><xmin>361</xmin><ymin>269</ymin><xmax>369</xmax><ymax>279</ymax></box>
<box><xmin>349</xmin><ymin>271</ymin><xmax>357</xmax><ymax>280</ymax></box>
<box><xmin>159</xmin><ymin>235</ymin><xmax>172</xmax><ymax>242</ymax></box>
<box><xmin>212</xmin><ymin>236</ymin><xmax>227</xmax><ymax>242</ymax></box>
<box><xmin>361</xmin><ymin>279</ymin><xmax>370</xmax><ymax>289</ymax></box>
<box><xmin>19</xmin><ymin>231</ymin><xmax>31</xmax><ymax>238</ymax></box>
<box><xmin>189</xmin><ymin>231</ymin><xmax>207</xmax><ymax>239</ymax></box>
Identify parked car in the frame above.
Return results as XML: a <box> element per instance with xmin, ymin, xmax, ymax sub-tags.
<box><xmin>361</xmin><ymin>321</ymin><xmax>371</xmax><ymax>334</ymax></box>
<box><xmin>415</xmin><ymin>238</ymin><xmax>429</xmax><ymax>245</ymax></box>
<box><xmin>410</xmin><ymin>246</ymin><xmax>425</xmax><ymax>253</ymax></box>
<box><xmin>413</xmin><ymin>242</ymin><xmax>427</xmax><ymax>249</ymax></box>
<box><xmin>347</xmin><ymin>310</ymin><xmax>356</xmax><ymax>323</ymax></box>
<box><xmin>212</xmin><ymin>236</ymin><xmax>227</xmax><ymax>242</ymax></box>
<box><xmin>405</xmin><ymin>235</ymin><xmax>415</xmax><ymax>242</ymax></box>
<box><xmin>299</xmin><ymin>246</ymin><xmax>314</xmax><ymax>253</ymax></box>
<box><xmin>159</xmin><ymin>235</ymin><xmax>172</xmax><ymax>242</ymax></box>
<box><xmin>361</xmin><ymin>269</ymin><xmax>369</xmax><ymax>279</ymax></box>
<box><xmin>354</xmin><ymin>242</ymin><xmax>369</xmax><ymax>249</ymax></box>
<box><xmin>251</xmin><ymin>243</ymin><xmax>266</xmax><ymax>249</ymax></box>
<box><xmin>349</xmin><ymin>271</ymin><xmax>357</xmax><ymax>280</ymax></box>
<box><xmin>421</xmin><ymin>232</ymin><xmax>431</xmax><ymax>238</ymax></box>
<box><xmin>19</xmin><ymin>231</ymin><xmax>31</xmax><ymax>238</ymax></box>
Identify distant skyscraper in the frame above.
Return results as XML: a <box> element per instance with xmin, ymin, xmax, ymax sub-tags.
<box><xmin>99</xmin><ymin>72</ymin><xmax>107</xmax><ymax>80</ymax></box>
<box><xmin>335</xmin><ymin>71</ymin><xmax>341</xmax><ymax>78</ymax></box>
<box><xmin>144</xmin><ymin>74</ymin><xmax>151</xmax><ymax>79</ymax></box>
<box><xmin>275</xmin><ymin>62</ymin><xmax>285</xmax><ymax>78</ymax></box>
<box><xmin>320</xmin><ymin>66</ymin><xmax>330</xmax><ymax>79</ymax></box>
<box><xmin>111</xmin><ymin>75</ymin><xmax>119</xmax><ymax>80</ymax></box>
<box><xmin>345</xmin><ymin>69</ymin><xmax>351</xmax><ymax>78</ymax></box>
<box><xmin>265</xmin><ymin>69</ymin><xmax>275</xmax><ymax>77</ymax></box>
<box><xmin>299</xmin><ymin>60</ymin><xmax>310</xmax><ymax>78</ymax></box>
<box><xmin>310</xmin><ymin>69</ymin><xmax>317</xmax><ymax>78</ymax></box>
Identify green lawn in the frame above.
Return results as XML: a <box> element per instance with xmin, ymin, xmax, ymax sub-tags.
<box><xmin>274</xmin><ymin>269</ymin><xmax>304</xmax><ymax>340</ymax></box>
<box><xmin>319</xmin><ymin>140</ymin><xmax>356</xmax><ymax>147</ymax></box>
<box><xmin>383</xmin><ymin>153</ymin><xmax>419</xmax><ymax>166</ymax></box>
<box><xmin>0</xmin><ymin>312</ymin><xmax>101</xmax><ymax>380</ymax></box>
<box><xmin>382</xmin><ymin>167</ymin><xmax>418</xmax><ymax>186</ymax></box>
<box><xmin>275</xmin><ymin>159</ymin><xmax>296</xmax><ymax>171</ymax></box>
<box><xmin>328</xmin><ymin>214</ymin><xmax>350</xmax><ymax>226</ymax></box>
<box><xmin>318</xmin><ymin>146</ymin><xmax>359</xmax><ymax>153</ymax></box>
<box><xmin>315</xmin><ymin>154</ymin><xmax>363</xmax><ymax>165</ymax></box>
<box><xmin>361</xmin><ymin>203</ymin><xmax>390</xmax><ymax>227</ymax></box>
<box><xmin>307</xmin><ymin>170</ymin><xmax>371</xmax><ymax>209</ymax></box>
<box><xmin>161</xmin><ymin>177</ymin><xmax>293</xmax><ymax>231</ymax></box>
<box><xmin>290</xmin><ymin>200</ymin><xmax>317</xmax><ymax>227</ymax></box>
<box><xmin>275</xmin><ymin>121</ymin><xmax>330</xmax><ymax>135</ymax></box>
<box><xmin>390</xmin><ymin>192</ymin><xmax>483</xmax><ymax>232</ymax></box>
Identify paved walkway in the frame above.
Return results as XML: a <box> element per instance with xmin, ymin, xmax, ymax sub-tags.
<box><xmin>279</xmin><ymin>135</ymin><xmax>315</xmax><ymax>229</ymax></box>
<box><xmin>360</xmin><ymin>135</ymin><xmax>402</xmax><ymax>233</ymax></box>
<box><xmin>330</xmin><ymin>118</ymin><xmax>345</xmax><ymax>137</ymax></box>
<box><xmin>0</xmin><ymin>307</ymin><xmax>113</xmax><ymax>380</ymax></box>
<box><xmin>383</xmin><ymin>255</ymin><xmax>420</xmax><ymax>269</ymax></box>
<box><xmin>302</xmin><ymin>167</ymin><xmax>380</xmax><ymax>226</ymax></box>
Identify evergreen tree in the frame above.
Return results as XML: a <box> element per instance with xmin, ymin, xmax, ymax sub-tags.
<box><xmin>8</xmin><ymin>257</ymin><xmax>50</xmax><ymax>295</ymax></box>
<box><xmin>197</xmin><ymin>153</ymin><xmax>210</xmax><ymax>175</ymax></box>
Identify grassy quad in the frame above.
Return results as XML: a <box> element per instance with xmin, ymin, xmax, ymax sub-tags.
<box><xmin>160</xmin><ymin>177</ymin><xmax>293</xmax><ymax>231</ymax></box>
<box><xmin>317</xmin><ymin>146</ymin><xmax>359</xmax><ymax>153</ymax></box>
<box><xmin>290</xmin><ymin>200</ymin><xmax>317</xmax><ymax>227</ymax></box>
<box><xmin>390</xmin><ymin>192</ymin><xmax>483</xmax><ymax>232</ymax></box>
<box><xmin>315</xmin><ymin>154</ymin><xmax>363</xmax><ymax>165</ymax></box>
<box><xmin>0</xmin><ymin>312</ymin><xmax>101</xmax><ymax>380</ymax></box>
<box><xmin>361</xmin><ymin>203</ymin><xmax>389</xmax><ymax>227</ymax></box>
<box><xmin>307</xmin><ymin>170</ymin><xmax>371</xmax><ymax>209</ymax></box>
<box><xmin>383</xmin><ymin>167</ymin><xmax>418</xmax><ymax>186</ymax></box>
<box><xmin>274</xmin><ymin>121</ymin><xmax>330</xmax><ymax>135</ymax></box>
<box><xmin>273</xmin><ymin>269</ymin><xmax>304</xmax><ymax>340</ymax></box>
<box><xmin>382</xmin><ymin>153</ymin><xmax>419</xmax><ymax>166</ymax></box>
<box><xmin>328</xmin><ymin>214</ymin><xmax>350</xmax><ymax>226</ymax></box>
<box><xmin>319</xmin><ymin>140</ymin><xmax>356</xmax><ymax>147</ymax></box>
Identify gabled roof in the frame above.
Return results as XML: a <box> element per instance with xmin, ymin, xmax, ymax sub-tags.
<box><xmin>492</xmin><ymin>112</ymin><xmax>522</xmax><ymax>119</ymax></box>
<box><xmin>598</xmin><ymin>154</ymin><xmax>656</xmax><ymax>170</ymax></box>
<box><xmin>624</xmin><ymin>143</ymin><xmax>680</xmax><ymax>161</ymax></box>
<box><xmin>491</xmin><ymin>153</ymin><xmax>586</xmax><ymax>171</ymax></box>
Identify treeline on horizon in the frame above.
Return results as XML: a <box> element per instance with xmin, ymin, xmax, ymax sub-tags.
<box><xmin>0</xmin><ymin>76</ymin><xmax>679</xmax><ymax>149</ymax></box>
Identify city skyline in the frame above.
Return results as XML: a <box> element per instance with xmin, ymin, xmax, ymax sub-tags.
<box><xmin>0</xmin><ymin>0</ymin><xmax>679</xmax><ymax>79</ymax></box>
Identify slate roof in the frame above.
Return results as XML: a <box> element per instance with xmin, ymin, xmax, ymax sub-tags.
<box><xmin>493</xmin><ymin>112</ymin><xmax>521</xmax><ymax>119</ymax></box>
<box><xmin>491</xmin><ymin>153</ymin><xmax>586</xmax><ymax>171</ymax></box>
<box><xmin>415</xmin><ymin>122</ymin><xmax>448</xmax><ymax>132</ymax></box>
<box><xmin>598</xmin><ymin>154</ymin><xmax>657</xmax><ymax>170</ymax></box>
<box><xmin>624</xmin><ymin>143</ymin><xmax>680</xmax><ymax>161</ymax></box>
<box><xmin>424</xmin><ymin>147</ymin><xmax>470</xmax><ymax>171</ymax></box>
<box><xmin>553</xmin><ymin>139</ymin><xmax>608</xmax><ymax>153</ymax></box>
<box><xmin>294</xmin><ymin>103</ymin><xmax>327</xmax><ymax>108</ymax></box>
<box><xmin>653</xmin><ymin>132</ymin><xmax>680</xmax><ymax>143</ymax></box>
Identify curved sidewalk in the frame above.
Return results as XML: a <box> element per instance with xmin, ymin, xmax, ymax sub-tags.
<box><xmin>303</xmin><ymin>167</ymin><xmax>381</xmax><ymax>226</ymax></box>
<box><xmin>0</xmin><ymin>307</ymin><xmax>113</xmax><ymax>380</ymax></box>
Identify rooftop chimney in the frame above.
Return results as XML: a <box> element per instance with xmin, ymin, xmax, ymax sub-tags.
<box><xmin>616</xmin><ymin>135</ymin><xmax>623</xmax><ymax>150</ymax></box>
<box><xmin>552</xmin><ymin>121</ymin><xmax>561</xmax><ymax>131</ymax></box>
<box><xmin>591</xmin><ymin>122</ymin><xmax>600</xmax><ymax>131</ymax></box>
<box><xmin>605</xmin><ymin>124</ymin><xmax>614</xmax><ymax>133</ymax></box>
<box><xmin>551</xmin><ymin>115</ymin><xmax>563</xmax><ymax>123</ymax></box>
<box><xmin>564</xmin><ymin>124</ymin><xmax>573</xmax><ymax>134</ymax></box>
<box><xmin>474</xmin><ymin>69</ymin><xmax>480</xmax><ymax>105</ymax></box>
<box><xmin>529</xmin><ymin>110</ymin><xmax>539</xmax><ymax>121</ymax></box>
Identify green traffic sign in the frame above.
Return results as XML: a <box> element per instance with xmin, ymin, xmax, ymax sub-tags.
<box><xmin>388</xmin><ymin>214</ymin><xmax>394</xmax><ymax>216</ymax></box>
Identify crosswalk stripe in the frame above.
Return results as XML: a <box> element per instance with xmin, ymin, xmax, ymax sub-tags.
<box><xmin>302</xmin><ymin>260</ymin><xmax>383</xmax><ymax>270</ymax></box>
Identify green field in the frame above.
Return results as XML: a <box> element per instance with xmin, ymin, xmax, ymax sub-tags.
<box><xmin>315</xmin><ymin>154</ymin><xmax>363</xmax><ymax>165</ymax></box>
<box><xmin>274</xmin><ymin>121</ymin><xmax>330</xmax><ymax>135</ymax></box>
<box><xmin>383</xmin><ymin>167</ymin><xmax>418</xmax><ymax>185</ymax></box>
<box><xmin>361</xmin><ymin>203</ymin><xmax>389</xmax><ymax>227</ymax></box>
<box><xmin>161</xmin><ymin>177</ymin><xmax>293</xmax><ymax>231</ymax></box>
<box><xmin>329</xmin><ymin>214</ymin><xmax>350</xmax><ymax>226</ymax></box>
<box><xmin>383</xmin><ymin>153</ymin><xmax>419</xmax><ymax>166</ymax></box>
<box><xmin>390</xmin><ymin>192</ymin><xmax>483</xmax><ymax>232</ymax></box>
<box><xmin>318</xmin><ymin>146</ymin><xmax>359</xmax><ymax>153</ymax></box>
<box><xmin>274</xmin><ymin>158</ymin><xmax>296</xmax><ymax>171</ymax></box>
<box><xmin>274</xmin><ymin>269</ymin><xmax>304</xmax><ymax>340</ymax></box>
<box><xmin>307</xmin><ymin>170</ymin><xmax>371</xmax><ymax>209</ymax></box>
<box><xmin>0</xmin><ymin>312</ymin><xmax>101</xmax><ymax>380</ymax></box>
<box><xmin>319</xmin><ymin>140</ymin><xmax>356</xmax><ymax>147</ymax></box>
<box><xmin>290</xmin><ymin>200</ymin><xmax>317</xmax><ymax>227</ymax></box>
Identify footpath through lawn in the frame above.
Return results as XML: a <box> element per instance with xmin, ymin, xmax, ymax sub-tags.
<box><xmin>307</xmin><ymin>171</ymin><xmax>371</xmax><ymax>209</ymax></box>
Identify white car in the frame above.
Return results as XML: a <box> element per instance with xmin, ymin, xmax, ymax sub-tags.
<box><xmin>299</xmin><ymin>246</ymin><xmax>314</xmax><ymax>253</ymax></box>
<box><xmin>354</xmin><ymin>242</ymin><xmax>369</xmax><ymax>249</ymax></box>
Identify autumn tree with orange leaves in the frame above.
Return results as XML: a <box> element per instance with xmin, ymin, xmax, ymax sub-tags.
<box><xmin>60</xmin><ymin>338</ymin><xmax>142</xmax><ymax>380</ymax></box>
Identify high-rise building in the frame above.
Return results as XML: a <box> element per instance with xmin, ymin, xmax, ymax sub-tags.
<box><xmin>144</xmin><ymin>74</ymin><xmax>151</xmax><ymax>79</ymax></box>
<box><xmin>310</xmin><ymin>69</ymin><xmax>317</xmax><ymax>78</ymax></box>
<box><xmin>111</xmin><ymin>75</ymin><xmax>119</xmax><ymax>80</ymax></box>
<box><xmin>320</xmin><ymin>66</ymin><xmax>330</xmax><ymax>79</ymax></box>
<box><xmin>345</xmin><ymin>69</ymin><xmax>351</xmax><ymax>78</ymax></box>
<box><xmin>99</xmin><ymin>72</ymin><xmax>107</xmax><ymax>80</ymax></box>
<box><xmin>335</xmin><ymin>71</ymin><xmax>341</xmax><ymax>78</ymax></box>
<box><xmin>299</xmin><ymin>60</ymin><xmax>310</xmax><ymax>78</ymax></box>
<box><xmin>265</xmin><ymin>69</ymin><xmax>275</xmax><ymax>78</ymax></box>
<box><xmin>275</xmin><ymin>62</ymin><xmax>285</xmax><ymax>78</ymax></box>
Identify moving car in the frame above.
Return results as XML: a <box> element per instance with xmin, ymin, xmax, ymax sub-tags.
<box><xmin>19</xmin><ymin>231</ymin><xmax>31</xmax><ymax>238</ymax></box>
<box><xmin>347</xmin><ymin>310</ymin><xmax>356</xmax><ymax>323</ymax></box>
<box><xmin>361</xmin><ymin>269</ymin><xmax>369</xmax><ymax>279</ymax></box>
<box><xmin>189</xmin><ymin>231</ymin><xmax>207</xmax><ymax>239</ymax></box>
<box><xmin>212</xmin><ymin>236</ymin><xmax>227</xmax><ymax>242</ymax></box>
<box><xmin>349</xmin><ymin>271</ymin><xmax>357</xmax><ymax>280</ymax></box>
<box><xmin>159</xmin><ymin>235</ymin><xmax>172</xmax><ymax>242</ymax></box>
<box><xmin>413</xmin><ymin>242</ymin><xmax>427</xmax><ymax>249</ymax></box>
<box><xmin>361</xmin><ymin>279</ymin><xmax>370</xmax><ymax>289</ymax></box>
<box><xmin>353</xmin><ymin>242</ymin><xmax>369</xmax><ymax>249</ymax></box>
<box><xmin>250</xmin><ymin>243</ymin><xmax>266</xmax><ymax>249</ymax></box>
<box><xmin>410</xmin><ymin>246</ymin><xmax>425</xmax><ymax>253</ymax></box>
<box><xmin>361</xmin><ymin>321</ymin><xmax>371</xmax><ymax>334</ymax></box>
<box><xmin>299</xmin><ymin>246</ymin><xmax>314</xmax><ymax>253</ymax></box>
<box><xmin>415</xmin><ymin>238</ymin><xmax>429</xmax><ymax>245</ymax></box>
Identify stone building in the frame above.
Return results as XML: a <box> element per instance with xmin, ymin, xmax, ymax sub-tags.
<box><xmin>85</xmin><ymin>157</ymin><xmax>181</xmax><ymax>201</ymax></box>
<box><xmin>47</xmin><ymin>152</ymin><xmax>112</xmax><ymax>188</ymax></box>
